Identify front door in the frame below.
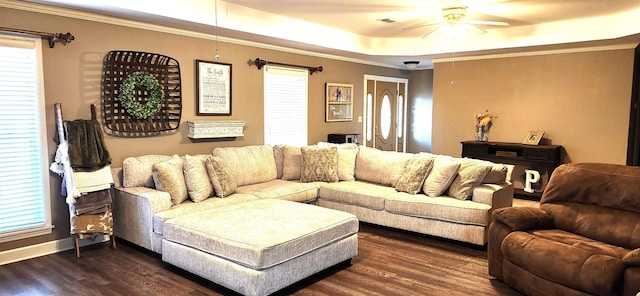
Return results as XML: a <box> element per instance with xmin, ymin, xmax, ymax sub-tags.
<box><xmin>364</xmin><ymin>76</ymin><xmax>407</xmax><ymax>152</ymax></box>
<box><xmin>375</xmin><ymin>81</ymin><xmax>397</xmax><ymax>151</ymax></box>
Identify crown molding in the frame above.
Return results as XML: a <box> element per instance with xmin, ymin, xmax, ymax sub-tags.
<box><xmin>432</xmin><ymin>43</ymin><xmax>638</xmax><ymax>64</ymax></box>
<box><xmin>0</xmin><ymin>0</ymin><xmax>400</xmax><ymax>69</ymax></box>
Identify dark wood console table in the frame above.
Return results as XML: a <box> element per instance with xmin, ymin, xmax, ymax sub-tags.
<box><xmin>461</xmin><ymin>141</ymin><xmax>563</xmax><ymax>200</ymax></box>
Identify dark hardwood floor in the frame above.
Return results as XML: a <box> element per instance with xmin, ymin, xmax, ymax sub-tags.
<box><xmin>0</xmin><ymin>223</ymin><xmax>522</xmax><ymax>296</ymax></box>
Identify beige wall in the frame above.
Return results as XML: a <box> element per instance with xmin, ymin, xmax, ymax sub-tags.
<box><xmin>432</xmin><ymin>49</ymin><xmax>634</xmax><ymax>164</ymax></box>
<box><xmin>0</xmin><ymin>7</ymin><xmax>407</xmax><ymax>251</ymax></box>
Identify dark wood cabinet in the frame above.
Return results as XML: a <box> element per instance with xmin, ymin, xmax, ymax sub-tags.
<box><xmin>328</xmin><ymin>133</ymin><xmax>361</xmax><ymax>144</ymax></box>
<box><xmin>461</xmin><ymin>141</ymin><xmax>563</xmax><ymax>199</ymax></box>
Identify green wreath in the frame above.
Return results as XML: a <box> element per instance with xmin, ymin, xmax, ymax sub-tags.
<box><xmin>118</xmin><ymin>71</ymin><xmax>165</xmax><ymax>119</ymax></box>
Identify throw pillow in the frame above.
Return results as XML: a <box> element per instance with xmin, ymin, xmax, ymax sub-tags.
<box><xmin>483</xmin><ymin>163</ymin><xmax>510</xmax><ymax>183</ymax></box>
<box><xmin>205</xmin><ymin>155</ymin><xmax>237</xmax><ymax>198</ymax></box>
<box><xmin>183</xmin><ymin>154</ymin><xmax>213</xmax><ymax>202</ymax></box>
<box><xmin>423</xmin><ymin>155</ymin><xmax>461</xmax><ymax>197</ymax></box>
<box><xmin>318</xmin><ymin>142</ymin><xmax>359</xmax><ymax>181</ymax></box>
<box><xmin>447</xmin><ymin>158</ymin><xmax>493</xmax><ymax>200</ymax></box>
<box><xmin>273</xmin><ymin>144</ymin><xmax>286</xmax><ymax>179</ymax></box>
<box><xmin>300</xmin><ymin>146</ymin><xmax>339</xmax><ymax>183</ymax></box>
<box><xmin>355</xmin><ymin>146</ymin><xmax>412</xmax><ymax>186</ymax></box>
<box><xmin>152</xmin><ymin>155</ymin><xmax>189</xmax><ymax>205</ymax></box>
<box><xmin>395</xmin><ymin>154</ymin><xmax>434</xmax><ymax>194</ymax></box>
<box><xmin>282</xmin><ymin>145</ymin><xmax>302</xmax><ymax>180</ymax></box>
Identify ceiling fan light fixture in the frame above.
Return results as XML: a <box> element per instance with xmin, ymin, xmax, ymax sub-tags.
<box><xmin>403</xmin><ymin>61</ymin><xmax>420</xmax><ymax>69</ymax></box>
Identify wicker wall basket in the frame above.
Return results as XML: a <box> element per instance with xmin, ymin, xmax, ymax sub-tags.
<box><xmin>101</xmin><ymin>50</ymin><xmax>181</xmax><ymax>136</ymax></box>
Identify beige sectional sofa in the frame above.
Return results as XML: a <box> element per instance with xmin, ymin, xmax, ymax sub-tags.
<box><xmin>111</xmin><ymin>143</ymin><xmax>514</xmax><ymax>253</ymax></box>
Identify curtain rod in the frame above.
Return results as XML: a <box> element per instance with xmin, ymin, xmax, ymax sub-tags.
<box><xmin>0</xmin><ymin>27</ymin><xmax>74</xmax><ymax>48</ymax></box>
<box><xmin>252</xmin><ymin>58</ymin><xmax>323</xmax><ymax>75</ymax></box>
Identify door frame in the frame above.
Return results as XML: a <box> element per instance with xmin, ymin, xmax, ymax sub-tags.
<box><xmin>363</xmin><ymin>75</ymin><xmax>409</xmax><ymax>152</ymax></box>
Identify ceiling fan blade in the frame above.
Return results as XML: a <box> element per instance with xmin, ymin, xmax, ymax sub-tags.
<box><xmin>403</xmin><ymin>21</ymin><xmax>442</xmax><ymax>30</ymax></box>
<box><xmin>467</xmin><ymin>20</ymin><xmax>510</xmax><ymax>26</ymax></box>
<box><xmin>421</xmin><ymin>27</ymin><xmax>442</xmax><ymax>39</ymax></box>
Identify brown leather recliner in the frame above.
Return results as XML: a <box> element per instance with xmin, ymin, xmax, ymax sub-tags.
<box><xmin>488</xmin><ymin>163</ymin><xmax>640</xmax><ymax>296</ymax></box>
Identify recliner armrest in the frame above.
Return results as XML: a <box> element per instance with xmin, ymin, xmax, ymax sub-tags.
<box><xmin>623</xmin><ymin>249</ymin><xmax>640</xmax><ymax>267</ymax></box>
<box><xmin>492</xmin><ymin>207</ymin><xmax>554</xmax><ymax>231</ymax></box>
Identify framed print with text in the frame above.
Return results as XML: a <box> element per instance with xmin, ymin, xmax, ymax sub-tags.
<box><xmin>326</xmin><ymin>83</ymin><xmax>353</xmax><ymax>122</ymax></box>
<box><xmin>196</xmin><ymin>60</ymin><xmax>232</xmax><ymax>115</ymax></box>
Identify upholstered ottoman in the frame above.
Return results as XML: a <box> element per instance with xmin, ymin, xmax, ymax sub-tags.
<box><xmin>161</xmin><ymin>199</ymin><xmax>359</xmax><ymax>296</ymax></box>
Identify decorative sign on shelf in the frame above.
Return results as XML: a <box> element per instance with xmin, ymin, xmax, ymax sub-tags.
<box><xmin>101</xmin><ymin>50</ymin><xmax>182</xmax><ymax>136</ymax></box>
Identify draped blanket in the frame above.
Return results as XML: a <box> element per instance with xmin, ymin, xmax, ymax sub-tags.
<box><xmin>65</xmin><ymin>119</ymin><xmax>111</xmax><ymax>172</ymax></box>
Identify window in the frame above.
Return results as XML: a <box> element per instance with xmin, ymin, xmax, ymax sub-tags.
<box><xmin>263</xmin><ymin>66</ymin><xmax>308</xmax><ymax>146</ymax></box>
<box><xmin>397</xmin><ymin>94</ymin><xmax>403</xmax><ymax>138</ymax></box>
<box><xmin>366</xmin><ymin>92</ymin><xmax>372</xmax><ymax>142</ymax></box>
<box><xmin>0</xmin><ymin>35</ymin><xmax>52</xmax><ymax>242</ymax></box>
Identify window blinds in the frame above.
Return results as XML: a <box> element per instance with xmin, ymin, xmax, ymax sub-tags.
<box><xmin>263</xmin><ymin>66</ymin><xmax>308</xmax><ymax>146</ymax></box>
<box><xmin>0</xmin><ymin>36</ymin><xmax>52</xmax><ymax>242</ymax></box>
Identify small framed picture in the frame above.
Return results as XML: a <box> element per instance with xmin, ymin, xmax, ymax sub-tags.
<box><xmin>523</xmin><ymin>131</ymin><xmax>545</xmax><ymax>145</ymax></box>
<box><xmin>196</xmin><ymin>60</ymin><xmax>232</xmax><ymax>115</ymax></box>
<box><xmin>326</xmin><ymin>83</ymin><xmax>353</xmax><ymax>122</ymax></box>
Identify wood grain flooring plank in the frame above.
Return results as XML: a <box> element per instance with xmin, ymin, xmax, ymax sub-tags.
<box><xmin>0</xmin><ymin>223</ymin><xmax>522</xmax><ymax>296</ymax></box>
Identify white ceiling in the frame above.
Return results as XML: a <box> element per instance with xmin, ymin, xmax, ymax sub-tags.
<box><xmin>10</xmin><ymin>0</ymin><xmax>640</xmax><ymax>69</ymax></box>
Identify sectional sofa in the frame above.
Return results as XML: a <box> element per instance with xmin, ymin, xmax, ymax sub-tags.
<box><xmin>111</xmin><ymin>143</ymin><xmax>514</xmax><ymax>253</ymax></box>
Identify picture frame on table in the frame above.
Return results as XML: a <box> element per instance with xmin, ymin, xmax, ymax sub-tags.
<box><xmin>196</xmin><ymin>60</ymin><xmax>232</xmax><ymax>115</ymax></box>
<box><xmin>523</xmin><ymin>130</ymin><xmax>545</xmax><ymax>145</ymax></box>
<box><xmin>325</xmin><ymin>83</ymin><xmax>353</xmax><ymax>122</ymax></box>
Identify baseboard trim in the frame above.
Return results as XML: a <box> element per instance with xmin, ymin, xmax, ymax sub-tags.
<box><xmin>0</xmin><ymin>235</ymin><xmax>110</xmax><ymax>265</ymax></box>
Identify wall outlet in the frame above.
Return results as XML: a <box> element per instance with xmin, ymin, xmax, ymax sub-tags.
<box><xmin>358</xmin><ymin>116</ymin><xmax>363</xmax><ymax>123</ymax></box>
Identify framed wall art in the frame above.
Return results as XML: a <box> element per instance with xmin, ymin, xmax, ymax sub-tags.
<box><xmin>196</xmin><ymin>60</ymin><xmax>232</xmax><ymax>115</ymax></box>
<box><xmin>326</xmin><ymin>83</ymin><xmax>353</xmax><ymax>122</ymax></box>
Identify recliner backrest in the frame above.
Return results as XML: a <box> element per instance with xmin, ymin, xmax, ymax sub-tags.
<box><xmin>540</xmin><ymin>163</ymin><xmax>640</xmax><ymax>249</ymax></box>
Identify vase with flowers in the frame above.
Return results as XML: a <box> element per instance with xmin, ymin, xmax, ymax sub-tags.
<box><xmin>475</xmin><ymin>109</ymin><xmax>497</xmax><ymax>142</ymax></box>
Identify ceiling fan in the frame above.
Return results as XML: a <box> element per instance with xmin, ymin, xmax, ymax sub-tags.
<box><xmin>407</xmin><ymin>5</ymin><xmax>510</xmax><ymax>39</ymax></box>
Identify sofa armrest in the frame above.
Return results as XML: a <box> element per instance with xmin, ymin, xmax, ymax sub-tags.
<box><xmin>471</xmin><ymin>182</ymin><xmax>514</xmax><ymax>210</ymax></box>
<box><xmin>111</xmin><ymin>186</ymin><xmax>172</xmax><ymax>251</ymax></box>
<box><xmin>623</xmin><ymin>249</ymin><xmax>640</xmax><ymax>267</ymax></box>
<box><xmin>492</xmin><ymin>207</ymin><xmax>554</xmax><ymax>231</ymax></box>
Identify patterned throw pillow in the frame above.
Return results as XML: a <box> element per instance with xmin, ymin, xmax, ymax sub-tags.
<box><xmin>300</xmin><ymin>146</ymin><xmax>339</xmax><ymax>183</ymax></box>
<box><xmin>205</xmin><ymin>155</ymin><xmax>237</xmax><ymax>198</ymax></box>
<box><xmin>447</xmin><ymin>158</ymin><xmax>493</xmax><ymax>200</ymax></box>
<box><xmin>183</xmin><ymin>154</ymin><xmax>213</xmax><ymax>202</ymax></box>
<box><xmin>423</xmin><ymin>155</ymin><xmax>461</xmax><ymax>197</ymax></box>
<box><xmin>395</xmin><ymin>154</ymin><xmax>434</xmax><ymax>194</ymax></box>
<box><xmin>152</xmin><ymin>154</ymin><xmax>189</xmax><ymax>205</ymax></box>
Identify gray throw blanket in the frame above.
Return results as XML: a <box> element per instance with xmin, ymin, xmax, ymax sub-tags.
<box><xmin>70</xmin><ymin>189</ymin><xmax>112</xmax><ymax>215</ymax></box>
<box><xmin>64</xmin><ymin>119</ymin><xmax>111</xmax><ymax>172</ymax></box>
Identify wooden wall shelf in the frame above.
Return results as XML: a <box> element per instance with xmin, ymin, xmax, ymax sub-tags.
<box><xmin>187</xmin><ymin>121</ymin><xmax>246</xmax><ymax>139</ymax></box>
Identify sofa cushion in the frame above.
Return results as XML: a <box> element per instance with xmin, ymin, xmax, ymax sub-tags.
<box><xmin>301</xmin><ymin>146</ymin><xmax>339</xmax><ymax>183</ymax></box>
<box><xmin>395</xmin><ymin>154</ymin><xmax>434</xmax><ymax>194</ymax></box>
<box><xmin>162</xmin><ymin>199</ymin><xmax>359</xmax><ymax>270</ymax></box>
<box><xmin>152</xmin><ymin>155</ymin><xmax>189</xmax><ymax>205</ymax></box>
<box><xmin>236</xmin><ymin>179</ymin><xmax>320</xmax><ymax>203</ymax></box>
<box><xmin>385</xmin><ymin>192</ymin><xmax>491</xmax><ymax>226</ymax></box>
<box><xmin>423</xmin><ymin>155</ymin><xmax>460</xmax><ymax>197</ymax></box>
<box><xmin>205</xmin><ymin>155</ymin><xmax>236</xmax><ymax>198</ymax></box>
<box><xmin>282</xmin><ymin>145</ymin><xmax>302</xmax><ymax>180</ymax></box>
<box><xmin>153</xmin><ymin>193</ymin><xmax>259</xmax><ymax>235</ymax></box>
<box><xmin>448</xmin><ymin>158</ymin><xmax>493</xmax><ymax>200</ymax></box>
<box><xmin>502</xmin><ymin>229</ymin><xmax>628</xmax><ymax>296</ymax></box>
<box><xmin>122</xmin><ymin>154</ymin><xmax>171</xmax><ymax>188</ymax></box>
<box><xmin>213</xmin><ymin>145</ymin><xmax>277</xmax><ymax>187</ymax></box>
<box><xmin>318</xmin><ymin>181</ymin><xmax>397</xmax><ymax>211</ymax></box>
<box><xmin>183</xmin><ymin>154</ymin><xmax>213</xmax><ymax>202</ymax></box>
<box><xmin>355</xmin><ymin>146</ymin><xmax>412</xmax><ymax>187</ymax></box>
